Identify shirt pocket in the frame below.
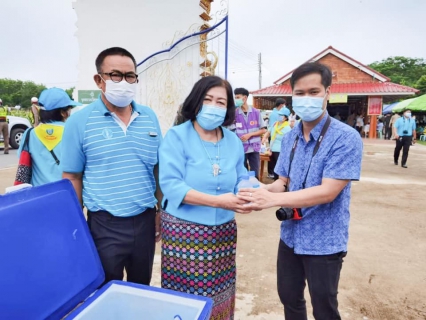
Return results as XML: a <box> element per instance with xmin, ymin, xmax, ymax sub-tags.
<box><xmin>130</xmin><ymin>131</ymin><xmax>160</xmax><ymax>166</ymax></box>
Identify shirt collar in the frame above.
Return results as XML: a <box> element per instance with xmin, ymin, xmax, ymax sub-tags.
<box><xmin>95</xmin><ymin>97</ymin><xmax>140</xmax><ymax>116</ymax></box>
<box><xmin>237</xmin><ymin>105</ymin><xmax>253</xmax><ymax>114</ymax></box>
<box><xmin>295</xmin><ymin>112</ymin><xmax>330</xmax><ymax>141</ymax></box>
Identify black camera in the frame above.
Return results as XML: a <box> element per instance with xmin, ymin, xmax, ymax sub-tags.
<box><xmin>276</xmin><ymin>207</ymin><xmax>303</xmax><ymax>221</ymax></box>
<box><xmin>403</xmin><ymin>130</ymin><xmax>408</xmax><ymax>134</ymax></box>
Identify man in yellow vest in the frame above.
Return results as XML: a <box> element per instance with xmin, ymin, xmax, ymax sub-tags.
<box><xmin>0</xmin><ymin>98</ymin><xmax>10</xmax><ymax>154</ymax></box>
<box><xmin>31</xmin><ymin>97</ymin><xmax>40</xmax><ymax>127</ymax></box>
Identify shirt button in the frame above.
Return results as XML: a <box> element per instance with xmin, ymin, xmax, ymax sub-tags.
<box><xmin>217</xmin><ymin>187</ymin><xmax>221</xmax><ymax>190</ymax></box>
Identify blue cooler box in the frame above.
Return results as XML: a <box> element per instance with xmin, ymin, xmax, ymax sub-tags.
<box><xmin>0</xmin><ymin>180</ymin><xmax>212</xmax><ymax>320</ymax></box>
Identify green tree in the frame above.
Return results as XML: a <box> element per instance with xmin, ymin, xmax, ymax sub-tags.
<box><xmin>0</xmin><ymin>79</ymin><xmax>46</xmax><ymax>108</ymax></box>
<box><xmin>65</xmin><ymin>87</ymin><xmax>75</xmax><ymax>99</ymax></box>
<box><xmin>369</xmin><ymin>56</ymin><xmax>426</xmax><ymax>88</ymax></box>
<box><xmin>414</xmin><ymin>75</ymin><xmax>426</xmax><ymax>95</ymax></box>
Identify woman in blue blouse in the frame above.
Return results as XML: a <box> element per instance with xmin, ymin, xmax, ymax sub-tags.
<box><xmin>159</xmin><ymin>76</ymin><xmax>249</xmax><ymax>319</ymax></box>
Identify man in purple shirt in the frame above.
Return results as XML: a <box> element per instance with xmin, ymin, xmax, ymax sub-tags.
<box><xmin>233</xmin><ymin>88</ymin><xmax>267</xmax><ymax>179</ymax></box>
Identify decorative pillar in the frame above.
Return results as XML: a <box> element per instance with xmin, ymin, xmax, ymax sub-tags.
<box><xmin>199</xmin><ymin>0</ymin><xmax>217</xmax><ymax>77</ymax></box>
<box><xmin>367</xmin><ymin>96</ymin><xmax>383</xmax><ymax>139</ymax></box>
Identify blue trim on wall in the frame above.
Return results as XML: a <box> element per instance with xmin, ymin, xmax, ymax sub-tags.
<box><xmin>137</xmin><ymin>16</ymin><xmax>228</xmax><ymax>68</ymax></box>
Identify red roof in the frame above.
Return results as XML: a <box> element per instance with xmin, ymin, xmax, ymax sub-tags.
<box><xmin>251</xmin><ymin>82</ymin><xmax>419</xmax><ymax>96</ymax></box>
<box><xmin>274</xmin><ymin>46</ymin><xmax>391</xmax><ymax>84</ymax></box>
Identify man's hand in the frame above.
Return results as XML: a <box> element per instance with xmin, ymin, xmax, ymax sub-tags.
<box><xmin>155</xmin><ymin>212</ymin><xmax>161</xmax><ymax>242</ymax></box>
<box><xmin>240</xmin><ymin>133</ymin><xmax>252</xmax><ymax>142</ymax></box>
<box><xmin>217</xmin><ymin>193</ymin><xmax>251</xmax><ymax>214</ymax></box>
<box><xmin>238</xmin><ymin>188</ymin><xmax>279</xmax><ymax>211</ymax></box>
<box><xmin>395</xmin><ymin>134</ymin><xmax>400</xmax><ymax>139</ymax></box>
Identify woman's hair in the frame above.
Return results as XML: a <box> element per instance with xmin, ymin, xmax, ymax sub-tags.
<box><xmin>180</xmin><ymin>76</ymin><xmax>235</xmax><ymax>126</ymax></box>
<box><xmin>39</xmin><ymin>107</ymin><xmax>72</xmax><ymax>123</ymax></box>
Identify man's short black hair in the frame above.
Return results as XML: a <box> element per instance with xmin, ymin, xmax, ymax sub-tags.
<box><xmin>181</xmin><ymin>76</ymin><xmax>235</xmax><ymax>127</ymax></box>
<box><xmin>234</xmin><ymin>87</ymin><xmax>249</xmax><ymax>97</ymax></box>
<box><xmin>290</xmin><ymin>62</ymin><xmax>332</xmax><ymax>90</ymax></box>
<box><xmin>95</xmin><ymin>47</ymin><xmax>137</xmax><ymax>73</ymax></box>
<box><xmin>275</xmin><ymin>98</ymin><xmax>286</xmax><ymax>107</ymax></box>
<box><xmin>39</xmin><ymin>107</ymin><xmax>72</xmax><ymax>123</ymax></box>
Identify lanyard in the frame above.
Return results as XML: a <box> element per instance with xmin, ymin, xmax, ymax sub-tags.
<box><xmin>288</xmin><ymin>116</ymin><xmax>331</xmax><ymax>189</ymax></box>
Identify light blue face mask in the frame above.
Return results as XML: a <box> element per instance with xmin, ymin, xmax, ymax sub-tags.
<box><xmin>196</xmin><ymin>105</ymin><xmax>227</xmax><ymax>130</ymax></box>
<box><xmin>292</xmin><ymin>96</ymin><xmax>325</xmax><ymax>122</ymax></box>
<box><xmin>235</xmin><ymin>98</ymin><xmax>244</xmax><ymax>108</ymax></box>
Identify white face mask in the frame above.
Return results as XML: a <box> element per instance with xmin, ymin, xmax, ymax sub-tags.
<box><xmin>102</xmin><ymin>79</ymin><xmax>136</xmax><ymax>107</ymax></box>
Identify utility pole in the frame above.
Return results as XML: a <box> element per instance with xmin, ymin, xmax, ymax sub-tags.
<box><xmin>258</xmin><ymin>53</ymin><xmax>262</xmax><ymax>89</ymax></box>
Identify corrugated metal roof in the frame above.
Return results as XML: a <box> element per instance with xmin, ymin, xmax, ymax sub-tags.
<box><xmin>251</xmin><ymin>82</ymin><xmax>419</xmax><ymax>96</ymax></box>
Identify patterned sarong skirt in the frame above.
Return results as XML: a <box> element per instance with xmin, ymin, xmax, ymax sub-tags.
<box><xmin>161</xmin><ymin>212</ymin><xmax>237</xmax><ymax>320</ymax></box>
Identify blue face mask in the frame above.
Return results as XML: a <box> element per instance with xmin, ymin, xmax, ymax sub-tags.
<box><xmin>292</xmin><ymin>96</ymin><xmax>325</xmax><ymax>122</ymax></box>
<box><xmin>235</xmin><ymin>99</ymin><xmax>244</xmax><ymax>107</ymax></box>
<box><xmin>196</xmin><ymin>105</ymin><xmax>227</xmax><ymax>130</ymax></box>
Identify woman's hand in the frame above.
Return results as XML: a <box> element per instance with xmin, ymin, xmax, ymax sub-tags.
<box><xmin>217</xmin><ymin>193</ymin><xmax>252</xmax><ymax>214</ymax></box>
<box><xmin>237</xmin><ymin>188</ymin><xmax>279</xmax><ymax>211</ymax></box>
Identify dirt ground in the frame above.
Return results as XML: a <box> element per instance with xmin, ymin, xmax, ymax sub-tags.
<box><xmin>0</xmin><ymin>139</ymin><xmax>425</xmax><ymax>319</ymax></box>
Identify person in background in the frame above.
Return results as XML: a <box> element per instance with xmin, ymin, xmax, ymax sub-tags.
<box><xmin>159</xmin><ymin>76</ymin><xmax>250</xmax><ymax>319</ymax></box>
<box><xmin>269</xmin><ymin>98</ymin><xmax>287</xmax><ymax>130</ymax></box>
<box><xmin>31</xmin><ymin>97</ymin><xmax>40</xmax><ymax>127</ymax></box>
<box><xmin>267</xmin><ymin>98</ymin><xmax>287</xmax><ymax>178</ymax></box>
<box><xmin>377</xmin><ymin>119</ymin><xmax>384</xmax><ymax>139</ymax></box>
<box><xmin>334</xmin><ymin>112</ymin><xmax>341</xmax><ymax>121</ymax></box>
<box><xmin>389</xmin><ymin>111</ymin><xmax>400</xmax><ymax>139</ymax></box>
<box><xmin>383</xmin><ymin>113</ymin><xmax>392</xmax><ymax>139</ymax></box>
<box><xmin>363</xmin><ymin>122</ymin><xmax>370</xmax><ymax>138</ymax></box>
<box><xmin>238</xmin><ymin>62</ymin><xmax>363</xmax><ymax>320</ymax></box>
<box><xmin>262</xmin><ymin>107</ymin><xmax>291</xmax><ymax>180</ymax></box>
<box><xmin>289</xmin><ymin>110</ymin><xmax>297</xmax><ymax>122</ymax></box>
<box><xmin>61</xmin><ymin>47</ymin><xmax>163</xmax><ymax>286</ymax></box>
<box><xmin>393</xmin><ymin>108</ymin><xmax>416</xmax><ymax>168</ymax></box>
<box><xmin>346</xmin><ymin>110</ymin><xmax>356</xmax><ymax>128</ymax></box>
<box><xmin>234</xmin><ymin>87</ymin><xmax>267</xmax><ymax>179</ymax></box>
<box><xmin>355</xmin><ymin>113</ymin><xmax>364</xmax><ymax>135</ymax></box>
<box><xmin>264</xmin><ymin>117</ymin><xmax>269</xmax><ymax>128</ymax></box>
<box><xmin>289</xmin><ymin>118</ymin><xmax>296</xmax><ymax>129</ymax></box>
<box><xmin>17</xmin><ymin>88</ymin><xmax>81</xmax><ymax>186</ymax></box>
<box><xmin>0</xmin><ymin>99</ymin><xmax>10</xmax><ymax>154</ymax></box>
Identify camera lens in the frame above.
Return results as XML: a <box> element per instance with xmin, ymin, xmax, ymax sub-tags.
<box><xmin>276</xmin><ymin>208</ymin><xmax>294</xmax><ymax>221</ymax></box>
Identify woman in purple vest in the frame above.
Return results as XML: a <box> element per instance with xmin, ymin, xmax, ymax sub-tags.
<box><xmin>159</xmin><ymin>76</ymin><xmax>250</xmax><ymax>319</ymax></box>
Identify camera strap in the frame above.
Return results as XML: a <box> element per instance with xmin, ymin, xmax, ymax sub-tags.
<box><xmin>288</xmin><ymin>116</ymin><xmax>331</xmax><ymax>189</ymax></box>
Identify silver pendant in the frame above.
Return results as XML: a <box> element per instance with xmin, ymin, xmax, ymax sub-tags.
<box><xmin>212</xmin><ymin>163</ymin><xmax>221</xmax><ymax>176</ymax></box>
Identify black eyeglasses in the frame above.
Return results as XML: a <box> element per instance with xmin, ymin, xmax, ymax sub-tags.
<box><xmin>99</xmin><ymin>72</ymin><xmax>139</xmax><ymax>84</ymax></box>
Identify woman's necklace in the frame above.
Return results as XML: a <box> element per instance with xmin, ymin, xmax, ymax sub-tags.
<box><xmin>197</xmin><ymin>128</ymin><xmax>221</xmax><ymax>177</ymax></box>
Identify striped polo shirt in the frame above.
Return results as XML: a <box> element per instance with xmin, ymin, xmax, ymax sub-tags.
<box><xmin>61</xmin><ymin>98</ymin><xmax>162</xmax><ymax>217</ymax></box>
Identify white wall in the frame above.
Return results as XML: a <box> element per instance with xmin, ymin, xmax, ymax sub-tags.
<box><xmin>73</xmin><ymin>0</ymin><xmax>203</xmax><ymax>132</ymax></box>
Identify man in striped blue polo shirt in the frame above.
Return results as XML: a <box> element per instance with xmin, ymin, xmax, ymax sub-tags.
<box><xmin>62</xmin><ymin>47</ymin><xmax>163</xmax><ymax>285</ymax></box>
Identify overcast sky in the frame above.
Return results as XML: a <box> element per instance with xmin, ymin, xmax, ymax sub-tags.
<box><xmin>0</xmin><ymin>0</ymin><xmax>425</xmax><ymax>92</ymax></box>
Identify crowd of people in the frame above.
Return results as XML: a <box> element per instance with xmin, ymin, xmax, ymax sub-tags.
<box><xmin>4</xmin><ymin>47</ymin><xmax>375</xmax><ymax>320</ymax></box>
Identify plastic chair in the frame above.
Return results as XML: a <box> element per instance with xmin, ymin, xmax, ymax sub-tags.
<box><xmin>420</xmin><ymin>135</ymin><xmax>426</xmax><ymax>141</ymax></box>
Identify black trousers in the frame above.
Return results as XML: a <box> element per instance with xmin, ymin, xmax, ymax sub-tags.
<box><xmin>244</xmin><ymin>152</ymin><xmax>260</xmax><ymax>180</ymax></box>
<box><xmin>271</xmin><ymin>151</ymin><xmax>280</xmax><ymax>180</ymax></box>
<box><xmin>385</xmin><ymin>126</ymin><xmax>392</xmax><ymax>140</ymax></box>
<box><xmin>394</xmin><ymin>136</ymin><xmax>412</xmax><ymax>165</ymax></box>
<box><xmin>87</xmin><ymin>208</ymin><xmax>156</xmax><ymax>286</ymax></box>
<box><xmin>277</xmin><ymin>240</ymin><xmax>346</xmax><ymax>320</ymax></box>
